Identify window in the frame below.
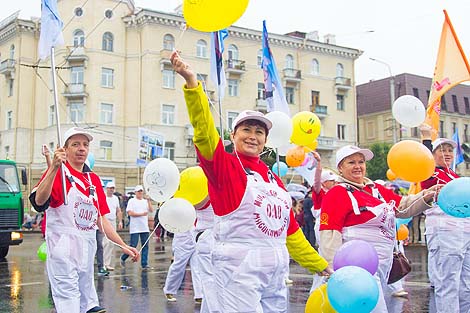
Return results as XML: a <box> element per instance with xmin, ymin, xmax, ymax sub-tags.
<box><xmin>426</xmin><ymin>90</ymin><xmax>430</xmax><ymax>99</ymax></box>
<box><xmin>196</xmin><ymin>40</ymin><xmax>207</xmax><ymax>58</ymax></box>
<box><xmin>74</xmin><ymin>7</ymin><xmax>83</xmax><ymax>17</ymax></box>
<box><xmin>161</xmin><ymin>104</ymin><xmax>175</xmax><ymax>125</ymax></box>
<box><xmin>441</xmin><ymin>96</ymin><xmax>447</xmax><ymax>111</ymax></box>
<box><xmin>163</xmin><ymin>34</ymin><xmax>175</xmax><ymax>50</ymax></box>
<box><xmin>439</xmin><ymin>120</ymin><xmax>445</xmax><ymax>138</ymax></box>
<box><xmin>69</xmin><ymin>101</ymin><xmax>85</xmax><ymax>123</ymax></box>
<box><xmin>311</xmin><ymin>59</ymin><xmax>319</xmax><ymax>75</ymax></box>
<box><xmin>197</xmin><ymin>73</ymin><xmax>208</xmax><ymax>85</ymax></box>
<box><xmin>6</xmin><ymin>111</ymin><xmax>12</xmax><ymax>130</ymax></box>
<box><xmin>452</xmin><ymin>122</ymin><xmax>457</xmax><ymax>134</ymax></box>
<box><xmin>227</xmin><ymin>112</ymin><xmax>239</xmax><ymax>131</ymax></box>
<box><xmin>227</xmin><ymin>44</ymin><xmax>239</xmax><ymax>60</ymax></box>
<box><xmin>4</xmin><ymin>146</ymin><xmax>9</xmax><ymax>159</ymax></box>
<box><xmin>465</xmin><ymin>97</ymin><xmax>470</xmax><ymax>114</ymax></box>
<box><xmin>257</xmin><ymin>83</ymin><xmax>265</xmax><ymax>99</ymax></box>
<box><xmin>162</xmin><ymin>69</ymin><xmax>175</xmax><ymax>88</ymax></box>
<box><xmin>464</xmin><ymin>124</ymin><xmax>469</xmax><ymax>142</ymax></box>
<box><xmin>100</xmin><ymin>103</ymin><xmax>113</xmax><ymax>124</ymax></box>
<box><xmin>336</xmin><ymin>94</ymin><xmax>345</xmax><ymax>111</ymax></box>
<box><xmin>101</xmin><ymin>68</ymin><xmax>114</xmax><ymax>87</ymax></box>
<box><xmin>411</xmin><ymin>127</ymin><xmax>419</xmax><ymax>137</ymax></box>
<box><xmin>257</xmin><ymin>49</ymin><xmax>263</xmax><ymax>67</ymax></box>
<box><xmin>337</xmin><ymin>124</ymin><xmax>346</xmax><ymax>140</ymax></box>
<box><xmin>8</xmin><ymin>79</ymin><xmax>13</xmax><ymax>97</ymax></box>
<box><xmin>71</xmin><ymin>66</ymin><xmax>84</xmax><ymax>84</ymax></box>
<box><xmin>311</xmin><ymin>90</ymin><xmax>320</xmax><ymax>108</ymax></box>
<box><xmin>48</xmin><ymin>105</ymin><xmax>55</xmax><ymax>126</ymax></box>
<box><xmin>285</xmin><ymin>87</ymin><xmax>294</xmax><ymax>104</ymax></box>
<box><xmin>49</xmin><ymin>142</ymin><xmax>55</xmax><ymax>152</ymax></box>
<box><xmin>10</xmin><ymin>45</ymin><xmax>15</xmax><ymax>59</ymax></box>
<box><xmin>163</xmin><ymin>142</ymin><xmax>175</xmax><ymax>161</ymax></box>
<box><xmin>452</xmin><ymin>95</ymin><xmax>459</xmax><ymax>113</ymax></box>
<box><xmin>99</xmin><ymin>140</ymin><xmax>112</xmax><ymax>160</ymax></box>
<box><xmin>228</xmin><ymin>79</ymin><xmax>239</xmax><ymax>97</ymax></box>
<box><xmin>336</xmin><ymin>63</ymin><xmax>344</xmax><ymax>77</ymax></box>
<box><xmin>102</xmin><ymin>32</ymin><xmax>113</xmax><ymax>52</ymax></box>
<box><xmin>413</xmin><ymin>88</ymin><xmax>419</xmax><ymax>98</ymax></box>
<box><xmin>366</xmin><ymin>121</ymin><xmax>375</xmax><ymax>139</ymax></box>
<box><xmin>285</xmin><ymin>54</ymin><xmax>294</xmax><ymax>69</ymax></box>
<box><xmin>73</xmin><ymin>29</ymin><xmax>85</xmax><ymax>47</ymax></box>
<box><xmin>104</xmin><ymin>9</ymin><xmax>113</xmax><ymax>19</ymax></box>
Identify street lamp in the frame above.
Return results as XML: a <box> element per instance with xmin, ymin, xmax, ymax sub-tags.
<box><xmin>369</xmin><ymin>57</ymin><xmax>397</xmax><ymax>143</ymax></box>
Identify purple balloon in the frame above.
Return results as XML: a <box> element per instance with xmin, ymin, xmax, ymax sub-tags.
<box><xmin>333</xmin><ymin>240</ymin><xmax>379</xmax><ymax>275</ymax></box>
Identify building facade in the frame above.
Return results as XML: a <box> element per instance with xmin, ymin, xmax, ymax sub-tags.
<box><xmin>0</xmin><ymin>0</ymin><xmax>361</xmax><ymax>195</ymax></box>
<box><xmin>357</xmin><ymin>72</ymin><xmax>470</xmax><ymax>175</ymax></box>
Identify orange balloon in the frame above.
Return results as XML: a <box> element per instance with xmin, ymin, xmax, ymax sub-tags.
<box><xmin>286</xmin><ymin>146</ymin><xmax>306</xmax><ymax>167</ymax></box>
<box><xmin>387</xmin><ymin>140</ymin><xmax>435</xmax><ymax>183</ymax></box>
<box><xmin>397</xmin><ymin>224</ymin><xmax>409</xmax><ymax>241</ymax></box>
<box><xmin>386</xmin><ymin>169</ymin><xmax>397</xmax><ymax>181</ymax></box>
<box><xmin>303</xmin><ymin>141</ymin><xmax>318</xmax><ymax>153</ymax></box>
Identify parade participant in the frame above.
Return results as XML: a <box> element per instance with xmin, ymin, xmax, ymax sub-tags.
<box><xmin>171</xmin><ymin>51</ymin><xmax>330</xmax><ymax>313</ymax></box>
<box><xmin>420</xmin><ymin>125</ymin><xmax>470</xmax><ymax>313</ymax></box>
<box><xmin>120</xmin><ymin>185</ymin><xmax>153</xmax><ymax>270</ymax></box>
<box><xmin>29</xmin><ymin>127</ymin><xmax>139</xmax><ymax>313</ymax></box>
<box><xmin>103</xmin><ymin>182</ymin><xmax>123</xmax><ymax>271</ymax></box>
<box><xmin>319</xmin><ymin>145</ymin><xmax>441</xmax><ymax>313</ymax></box>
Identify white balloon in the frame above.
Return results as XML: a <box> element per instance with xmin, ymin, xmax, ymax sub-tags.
<box><xmin>143</xmin><ymin>158</ymin><xmax>180</xmax><ymax>202</ymax></box>
<box><xmin>265</xmin><ymin>111</ymin><xmax>293</xmax><ymax>148</ymax></box>
<box><xmin>392</xmin><ymin>95</ymin><xmax>426</xmax><ymax>128</ymax></box>
<box><xmin>158</xmin><ymin>198</ymin><xmax>196</xmax><ymax>233</ymax></box>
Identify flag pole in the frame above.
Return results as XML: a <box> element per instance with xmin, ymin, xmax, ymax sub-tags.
<box><xmin>217</xmin><ymin>89</ymin><xmax>224</xmax><ymax>141</ymax></box>
<box><xmin>50</xmin><ymin>46</ymin><xmax>67</xmax><ymax>204</ymax></box>
<box><xmin>275</xmin><ymin>148</ymin><xmax>280</xmax><ymax>177</ymax></box>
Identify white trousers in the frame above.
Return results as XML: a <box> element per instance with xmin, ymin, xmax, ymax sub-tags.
<box><xmin>103</xmin><ymin>219</ymin><xmax>116</xmax><ymax>268</ymax></box>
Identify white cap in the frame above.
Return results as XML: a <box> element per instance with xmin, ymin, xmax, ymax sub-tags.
<box><xmin>431</xmin><ymin>138</ymin><xmax>457</xmax><ymax>152</ymax></box>
<box><xmin>134</xmin><ymin>185</ymin><xmax>144</xmax><ymax>192</ymax></box>
<box><xmin>232</xmin><ymin>110</ymin><xmax>272</xmax><ymax>131</ymax></box>
<box><xmin>63</xmin><ymin>127</ymin><xmax>93</xmax><ymax>145</ymax></box>
<box><xmin>321</xmin><ymin>169</ymin><xmax>338</xmax><ymax>183</ymax></box>
<box><xmin>374</xmin><ymin>179</ymin><xmax>386</xmax><ymax>185</ymax></box>
<box><xmin>289</xmin><ymin>191</ymin><xmax>305</xmax><ymax>201</ymax></box>
<box><xmin>286</xmin><ymin>183</ymin><xmax>308</xmax><ymax>195</ymax></box>
<box><xmin>105</xmin><ymin>182</ymin><xmax>115</xmax><ymax>188</ymax></box>
<box><xmin>335</xmin><ymin>145</ymin><xmax>374</xmax><ymax>168</ymax></box>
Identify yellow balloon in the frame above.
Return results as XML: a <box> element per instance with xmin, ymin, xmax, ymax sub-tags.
<box><xmin>305</xmin><ymin>284</ymin><xmax>336</xmax><ymax>313</ymax></box>
<box><xmin>183</xmin><ymin>0</ymin><xmax>250</xmax><ymax>32</ymax></box>
<box><xmin>173</xmin><ymin>166</ymin><xmax>208</xmax><ymax>205</ymax></box>
<box><xmin>291</xmin><ymin>111</ymin><xmax>321</xmax><ymax>146</ymax></box>
<box><xmin>303</xmin><ymin>141</ymin><xmax>318</xmax><ymax>153</ymax></box>
<box><xmin>386</xmin><ymin>169</ymin><xmax>397</xmax><ymax>181</ymax></box>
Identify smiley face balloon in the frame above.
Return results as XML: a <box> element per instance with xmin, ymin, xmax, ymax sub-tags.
<box><xmin>290</xmin><ymin>111</ymin><xmax>321</xmax><ymax>146</ymax></box>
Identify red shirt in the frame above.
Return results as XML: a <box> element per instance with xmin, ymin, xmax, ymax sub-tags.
<box><xmin>420</xmin><ymin>166</ymin><xmax>459</xmax><ymax>189</ymax></box>
<box><xmin>197</xmin><ymin>140</ymin><xmax>299</xmax><ymax>235</ymax></box>
<box><xmin>319</xmin><ymin>183</ymin><xmax>402</xmax><ymax>232</ymax></box>
<box><xmin>312</xmin><ymin>189</ymin><xmax>325</xmax><ymax>210</ymax></box>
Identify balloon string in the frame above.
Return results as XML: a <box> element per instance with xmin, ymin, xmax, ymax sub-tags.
<box><xmin>138</xmin><ymin>222</ymin><xmax>159</xmax><ymax>254</ymax></box>
<box><xmin>173</xmin><ymin>23</ymin><xmax>188</xmax><ymax>53</ymax></box>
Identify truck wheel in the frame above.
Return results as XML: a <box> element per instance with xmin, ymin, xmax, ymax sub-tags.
<box><xmin>0</xmin><ymin>246</ymin><xmax>9</xmax><ymax>259</ymax></box>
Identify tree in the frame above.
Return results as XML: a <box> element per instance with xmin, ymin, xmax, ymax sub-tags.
<box><xmin>367</xmin><ymin>142</ymin><xmax>392</xmax><ymax>181</ymax></box>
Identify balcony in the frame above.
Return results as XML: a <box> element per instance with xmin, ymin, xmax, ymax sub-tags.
<box><xmin>335</xmin><ymin>76</ymin><xmax>352</xmax><ymax>91</ymax></box>
<box><xmin>312</xmin><ymin>104</ymin><xmax>328</xmax><ymax>119</ymax></box>
<box><xmin>316</xmin><ymin>136</ymin><xmax>336</xmax><ymax>151</ymax></box>
<box><xmin>65</xmin><ymin>46</ymin><xmax>88</xmax><ymax>63</ymax></box>
<box><xmin>225</xmin><ymin>59</ymin><xmax>246</xmax><ymax>75</ymax></box>
<box><xmin>0</xmin><ymin>59</ymin><xmax>15</xmax><ymax>77</ymax></box>
<box><xmin>255</xmin><ymin>98</ymin><xmax>268</xmax><ymax>112</ymax></box>
<box><xmin>63</xmin><ymin>83</ymin><xmax>88</xmax><ymax>98</ymax></box>
<box><xmin>283</xmin><ymin>68</ymin><xmax>302</xmax><ymax>83</ymax></box>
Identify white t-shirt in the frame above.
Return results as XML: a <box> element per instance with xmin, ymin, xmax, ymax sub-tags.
<box><xmin>105</xmin><ymin>195</ymin><xmax>120</xmax><ymax>221</ymax></box>
<box><xmin>126</xmin><ymin>198</ymin><xmax>150</xmax><ymax>234</ymax></box>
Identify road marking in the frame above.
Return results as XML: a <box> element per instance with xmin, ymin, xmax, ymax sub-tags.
<box><xmin>4</xmin><ymin>282</ymin><xmax>43</xmax><ymax>287</ymax></box>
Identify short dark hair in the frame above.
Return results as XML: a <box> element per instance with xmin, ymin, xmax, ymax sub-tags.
<box><xmin>234</xmin><ymin>119</ymin><xmax>269</xmax><ymax>136</ymax></box>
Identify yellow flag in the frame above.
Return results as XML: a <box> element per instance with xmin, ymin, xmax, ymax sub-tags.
<box><xmin>425</xmin><ymin>10</ymin><xmax>470</xmax><ymax>139</ymax></box>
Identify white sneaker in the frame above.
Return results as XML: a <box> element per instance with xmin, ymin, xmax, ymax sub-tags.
<box><xmin>285</xmin><ymin>278</ymin><xmax>294</xmax><ymax>285</ymax></box>
<box><xmin>392</xmin><ymin>290</ymin><xmax>409</xmax><ymax>297</ymax></box>
<box><xmin>165</xmin><ymin>294</ymin><xmax>177</xmax><ymax>302</ymax></box>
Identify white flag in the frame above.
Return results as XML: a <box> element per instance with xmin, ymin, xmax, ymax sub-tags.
<box><xmin>38</xmin><ymin>0</ymin><xmax>64</xmax><ymax>60</ymax></box>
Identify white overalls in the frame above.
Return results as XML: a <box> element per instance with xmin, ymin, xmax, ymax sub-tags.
<box><xmin>212</xmin><ymin>170</ymin><xmax>292</xmax><ymax>313</ymax></box>
<box><xmin>46</xmin><ymin>169</ymin><xmax>100</xmax><ymax>313</ymax></box>
<box><xmin>425</xmin><ymin>202</ymin><xmax>470</xmax><ymax>313</ymax></box>
<box><xmin>341</xmin><ymin>185</ymin><xmax>396</xmax><ymax>313</ymax></box>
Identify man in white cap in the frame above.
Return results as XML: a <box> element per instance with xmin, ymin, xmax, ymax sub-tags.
<box><xmin>29</xmin><ymin>127</ymin><xmax>139</xmax><ymax>313</ymax></box>
<box><xmin>120</xmin><ymin>185</ymin><xmax>153</xmax><ymax>270</ymax></box>
<box><xmin>103</xmin><ymin>181</ymin><xmax>123</xmax><ymax>271</ymax></box>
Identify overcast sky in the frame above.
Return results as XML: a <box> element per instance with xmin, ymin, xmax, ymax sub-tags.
<box><xmin>3</xmin><ymin>0</ymin><xmax>470</xmax><ymax>84</ymax></box>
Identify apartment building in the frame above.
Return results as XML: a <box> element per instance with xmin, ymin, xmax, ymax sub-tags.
<box><xmin>0</xmin><ymin>0</ymin><xmax>362</xmax><ymax>194</ymax></box>
<box><xmin>357</xmin><ymin>72</ymin><xmax>470</xmax><ymax>175</ymax></box>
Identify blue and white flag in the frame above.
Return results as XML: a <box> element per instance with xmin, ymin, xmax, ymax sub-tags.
<box><xmin>38</xmin><ymin>0</ymin><xmax>64</xmax><ymax>60</ymax></box>
<box><xmin>452</xmin><ymin>128</ymin><xmax>464</xmax><ymax>170</ymax></box>
<box><xmin>262</xmin><ymin>20</ymin><xmax>290</xmax><ymax>115</ymax></box>
<box><xmin>210</xmin><ymin>29</ymin><xmax>229</xmax><ymax>99</ymax></box>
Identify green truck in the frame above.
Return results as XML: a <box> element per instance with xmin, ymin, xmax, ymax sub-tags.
<box><xmin>0</xmin><ymin>159</ymin><xmax>27</xmax><ymax>258</ymax></box>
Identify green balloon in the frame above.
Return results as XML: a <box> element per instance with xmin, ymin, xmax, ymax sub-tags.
<box><xmin>37</xmin><ymin>242</ymin><xmax>47</xmax><ymax>262</ymax></box>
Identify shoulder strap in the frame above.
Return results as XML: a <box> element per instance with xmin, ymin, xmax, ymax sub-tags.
<box><xmin>339</xmin><ymin>183</ymin><xmax>361</xmax><ymax>215</ymax></box>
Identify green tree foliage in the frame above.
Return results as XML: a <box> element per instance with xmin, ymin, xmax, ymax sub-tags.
<box><xmin>367</xmin><ymin>142</ymin><xmax>392</xmax><ymax>181</ymax></box>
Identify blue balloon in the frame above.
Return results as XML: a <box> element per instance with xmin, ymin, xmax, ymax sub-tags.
<box><xmin>86</xmin><ymin>152</ymin><xmax>95</xmax><ymax>170</ymax></box>
<box><xmin>396</xmin><ymin>217</ymin><xmax>412</xmax><ymax>229</ymax></box>
<box><xmin>437</xmin><ymin>177</ymin><xmax>470</xmax><ymax>218</ymax></box>
<box><xmin>272</xmin><ymin>161</ymin><xmax>288</xmax><ymax>177</ymax></box>
<box><xmin>327</xmin><ymin>266</ymin><xmax>379</xmax><ymax>313</ymax></box>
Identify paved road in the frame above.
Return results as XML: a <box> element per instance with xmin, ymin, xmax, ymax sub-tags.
<box><xmin>0</xmin><ymin>232</ymin><xmax>434</xmax><ymax>312</ymax></box>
